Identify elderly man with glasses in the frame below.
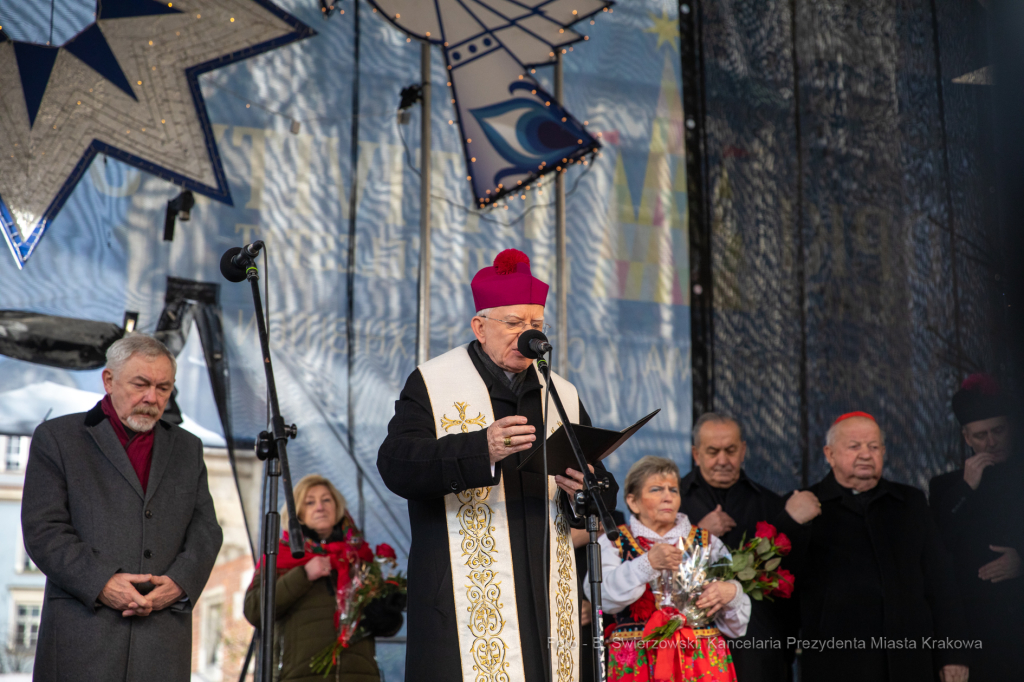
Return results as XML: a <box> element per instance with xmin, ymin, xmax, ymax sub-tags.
<box><xmin>378</xmin><ymin>249</ymin><xmax>618</xmax><ymax>682</ymax></box>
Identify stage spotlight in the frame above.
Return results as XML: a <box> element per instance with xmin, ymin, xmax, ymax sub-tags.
<box><xmin>164</xmin><ymin>190</ymin><xmax>195</xmax><ymax>241</ymax></box>
<box><xmin>397</xmin><ymin>84</ymin><xmax>423</xmax><ymax>124</ymax></box>
<box><xmin>123</xmin><ymin>311</ymin><xmax>139</xmax><ymax>333</ymax></box>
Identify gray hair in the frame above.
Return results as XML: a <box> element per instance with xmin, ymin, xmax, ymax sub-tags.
<box><xmin>693</xmin><ymin>411</ymin><xmax>743</xmax><ymax>448</ymax></box>
<box><xmin>825</xmin><ymin>417</ymin><xmax>886</xmax><ymax>447</ymax></box>
<box><xmin>106</xmin><ymin>334</ymin><xmax>177</xmax><ymax>377</ymax></box>
<box><xmin>475</xmin><ymin>308</ymin><xmax>493</xmax><ymax>318</ymax></box>
<box><xmin>624</xmin><ymin>455</ymin><xmax>680</xmax><ymax>502</ymax></box>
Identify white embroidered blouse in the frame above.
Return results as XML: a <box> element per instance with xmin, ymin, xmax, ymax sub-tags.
<box><xmin>584</xmin><ymin>513</ymin><xmax>751</xmax><ymax>638</ymax></box>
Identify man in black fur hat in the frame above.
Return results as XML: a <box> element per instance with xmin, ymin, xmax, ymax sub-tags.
<box><xmin>930</xmin><ymin>374</ymin><xmax>1023</xmax><ymax>682</ymax></box>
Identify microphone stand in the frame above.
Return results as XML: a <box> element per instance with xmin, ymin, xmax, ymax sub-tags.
<box><xmin>230</xmin><ymin>247</ymin><xmax>304</xmax><ymax>682</ymax></box>
<box><xmin>536</xmin><ymin>353</ymin><xmax>618</xmax><ymax>682</ymax></box>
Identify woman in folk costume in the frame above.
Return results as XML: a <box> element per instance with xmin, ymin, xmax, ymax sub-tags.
<box><xmin>377</xmin><ymin>249</ymin><xmax>619</xmax><ymax>682</ymax></box>
<box><xmin>591</xmin><ymin>456</ymin><xmax>750</xmax><ymax>682</ymax></box>
<box><xmin>244</xmin><ymin>475</ymin><xmax>403</xmax><ymax>682</ymax></box>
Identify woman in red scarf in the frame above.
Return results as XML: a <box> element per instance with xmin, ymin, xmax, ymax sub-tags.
<box><xmin>244</xmin><ymin>475</ymin><xmax>401</xmax><ymax>682</ymax></box>
<box><xmin>586</xmin><ymin>457</ymin><xmax>751</xmax><ymax>682</ymax></box>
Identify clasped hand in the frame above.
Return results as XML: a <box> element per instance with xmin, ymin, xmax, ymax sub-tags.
<box><xmin>100</xmin><ymin>573</ymin><xmax>183</xmax><ymax>617</ymax></box>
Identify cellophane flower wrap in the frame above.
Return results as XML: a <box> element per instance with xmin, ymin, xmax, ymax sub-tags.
<box><xmin>644</xmin><ymin>522</ymin><xmax>795</xmax><ymax>646</ymax></box>
<box><xmin>309</xmin><ymin>533</ymin><xmax>407</xmax><ymax>677</ymax></box>
<box><xmin>647</xmin><ymin>536</ymin><xmax>715</xmax><ymax>640</ymax></box>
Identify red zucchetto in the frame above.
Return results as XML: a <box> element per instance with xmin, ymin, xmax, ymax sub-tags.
<box><xmin>471</xmin><ymin>249</ymin><xmax>549</xmax><ymax>311</ymax></box>
<box><xmin>832</xmin><ymin>411</ymin><xmax>876</xmax><ymax>425</ymax></box>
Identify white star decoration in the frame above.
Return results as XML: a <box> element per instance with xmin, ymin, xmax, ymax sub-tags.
<box><xmin>0</xmin><ymin>0</ymin><xmax>313</xmax><ymax>268</ymax></box>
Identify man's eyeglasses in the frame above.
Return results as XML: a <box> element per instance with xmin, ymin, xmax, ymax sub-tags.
<box><xmin>477</xmin><ymin>315</ymin><xmax>551</xmax><ymax>334</ymax></box>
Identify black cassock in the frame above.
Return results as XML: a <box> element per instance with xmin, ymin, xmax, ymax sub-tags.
<box><xmin>677</xmin><ymin>468</ymin><xmax>800</xmax><ymax>682</ymax></box>
<box><xmin>377</xmin><ymin>344</ymin><xmax>619</xmax><ymax>682</ymax></box>
<box><xmin>789</xmin><ymin>472</ymin><xmax>968</xmax><ymax>682</ymax></box>
<box><xmin>929</xmin><ymin>455</ymin><xmax>1024</xmax><ymax>682</ymax></box>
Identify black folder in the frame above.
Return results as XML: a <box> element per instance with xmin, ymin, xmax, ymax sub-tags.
<box><xmin>516</xmin><ymin>409</ymin><xmax>661</xmax><ymax>475</ymax></box>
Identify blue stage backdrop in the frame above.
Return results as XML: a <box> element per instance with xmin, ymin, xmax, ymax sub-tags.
<box><xmin>0</xmin><ymin>0</ymin><xmax>690</xmax><ymax>675</ymax></box>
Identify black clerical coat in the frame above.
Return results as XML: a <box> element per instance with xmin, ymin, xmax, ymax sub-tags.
<box><xmin>678</xmin><ymin>468</ymin><xmax>799</xmax><ymax>682</ymax></box>
<box><xmin>377</xmin><ymin>345</ymin><xmax>618</xmax><ymax>681</ymax></box>
<box><xmin>929</xmin><ymin>455</ymin><xmax>1024</xmax><ymax>681</ymax></box>
<box><xmin>789</xmin><ymin>472</ymin><xmax>968</xmax><ymax>682</ymax></box>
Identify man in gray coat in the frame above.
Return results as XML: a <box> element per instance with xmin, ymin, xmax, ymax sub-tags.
<box><xmin>21</xmin><ymin>334</ymin><xmax>223</xmax><ymax>682</ymax></box>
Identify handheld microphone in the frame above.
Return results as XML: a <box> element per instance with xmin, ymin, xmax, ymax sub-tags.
<box><xmin>517</xmin><ymin>329</ymin><xmax>552</xmax><ymax>359</ymax></box>
<box><xmin>219</xmin><ymin>240</ymin><xmax>264</xmax><ymax>282</ymax></box>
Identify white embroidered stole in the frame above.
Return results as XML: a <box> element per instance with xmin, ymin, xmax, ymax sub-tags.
<box><xmin>537</xmin><ymin>364</ymin><xmax>581</xmax><ymax>682</ymax></box>
<box><xmin>418</xmin><ymin>345</ymin><xmax>580</xmax><ymax>682</ymax></box>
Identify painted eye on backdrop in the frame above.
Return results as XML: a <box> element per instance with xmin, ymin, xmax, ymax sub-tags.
<box><xmin>470</xmin><ymin>85</ymin><xmax>590</xmax><ymax>184</ymax></box>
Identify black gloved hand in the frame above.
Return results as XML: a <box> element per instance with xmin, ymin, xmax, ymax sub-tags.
<box><xmin>360</xmin><ymin>595</ymin><xmax>405</xmax><ymax>638</ymax></box>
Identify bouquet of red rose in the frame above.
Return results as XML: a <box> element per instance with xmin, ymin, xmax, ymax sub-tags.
<box><xmin>709</xmin><ymin>521</ymin><xmax>795</xmax><ymax>602</ymax></box>
<box><xmin>310</xmin><ymin>540</ymin><xmax>407</xmax><ymax>677</ymax></box>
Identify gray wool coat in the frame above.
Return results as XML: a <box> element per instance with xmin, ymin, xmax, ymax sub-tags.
<box><xmin>21</xmin><ymin>401</ymin><xmax>223</xmax><ymax>682</ymax></box>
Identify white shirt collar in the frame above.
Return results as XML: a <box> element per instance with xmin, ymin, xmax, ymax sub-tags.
<box><xmin>629</xmin><ymin>513</ymin><xmax>692</xmax><ymax>544</ymax></box>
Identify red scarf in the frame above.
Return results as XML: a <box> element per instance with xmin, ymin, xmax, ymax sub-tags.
<box><xmin>100</xmin><ymin>395</ymin><xmax>155</xmax><ymax>493</ymax></box>
<box><xmin>253</xmin><ymin>521</ymin><xmax>373</xmax><ymax>626</ymax></box>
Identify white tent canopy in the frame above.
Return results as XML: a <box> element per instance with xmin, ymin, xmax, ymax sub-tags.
<box><xmin>0</xmin><ymin>381</ymin><xmax>226</xmax><ymax>447</ymax></box>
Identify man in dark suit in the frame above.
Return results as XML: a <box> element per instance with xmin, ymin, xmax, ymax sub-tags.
<box><xmin>929</xmin><ymin>374</ymin><xmax>1023</xmax><ymax>681</ymax></box>
<box><xmin>678</xmin><ymin>412</ymin><xmax>821</xmax><ymax>682</ymax></box>
<box><xmin>21</xmin><ymin>334</ymin><xmax>222</xmax><ymax>682</ymax></box>
<box><xmin>791</xmin><ymin>412</ymin><xmax>968</xmax><ymax>682</ymax></box>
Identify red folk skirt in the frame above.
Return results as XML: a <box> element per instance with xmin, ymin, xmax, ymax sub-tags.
<box><xmin>606</xmin><ymin>620</ymin><xmax>737</xmax><ymax>682</ymax></box>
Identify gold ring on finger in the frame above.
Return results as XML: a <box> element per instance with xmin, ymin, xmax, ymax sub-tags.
<box><xmin>503</xmin><ymin>436</ymin><xmax>512</xmax><ymax>447</ymax></box>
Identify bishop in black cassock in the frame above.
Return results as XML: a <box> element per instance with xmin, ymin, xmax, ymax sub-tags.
<box><xmin>929</xmin><ymin>375</ymin><xmax>1024</xmax><ymax>682</ymax></box>
<box><xmin>377</xmin><ymin>250</ymin><xmax>617</xmax><ymax>682</ymax></box>
<box><xmin>790</xmin><ymin>412</ymin><xmax>968</xmax><ymax>682</ymax></box>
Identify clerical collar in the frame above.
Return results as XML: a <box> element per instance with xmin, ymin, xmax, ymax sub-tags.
<box><xmin>470</xmin><ymin>341</ymin><xmax>528</xmax><ymax>396</ymax></box>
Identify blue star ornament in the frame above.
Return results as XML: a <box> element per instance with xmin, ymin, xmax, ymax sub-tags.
<box><xmin>0</xmin><ymin>0</ymin><xmax>314</xmax><ymax>268</ymax></box>
<box><xmin>369</xmin><ymin>0</ymin><xmax>610</xmax><ymax>207</ymax></box>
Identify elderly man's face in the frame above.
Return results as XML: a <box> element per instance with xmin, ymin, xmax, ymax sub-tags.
<box><xmin>470</xmin><ymin>303</ymin><xmax>545</xmax><ymax>373</ymax></box>
<box><xmin>692</xmin><ymin>420</ymin><xmax>746</xmax><ymax>489</ymax></box>
<box><xmin>101</xmin><ymin>353</ymin><xmax>175</xmax><ymax>432</ymax></box>
<box><xmin>963</xmin><ymin>416</ymin><xmax>1011</xmax><ymax>462</ymax></box>
<box><xmin>824</xmin><ymin>417</ymin><xmax>885</xmax><ymax>491</ymax></box>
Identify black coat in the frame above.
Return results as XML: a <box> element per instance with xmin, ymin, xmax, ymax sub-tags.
<box><xmin>377</xmin><ymin>347</ymin><xmax>618</xmax><ymax>682</ymax></box>
<box><xmin>678</xmin><ymin>468</ymin><xmax>799</xmax><ymax>682</ymax></box>
<box><xmin>789</xmin><ymin>472</ymin><xmax>968</xmax><ymax>682</ymax></box>
<box><xmin>929</xmin><ymin>456</ymin><xmax>1024</xmax><ymax>681</ymax></box>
